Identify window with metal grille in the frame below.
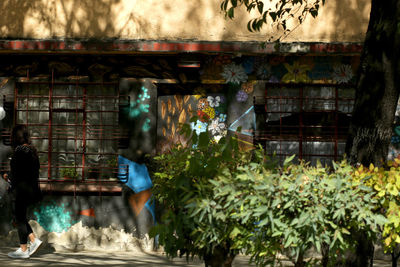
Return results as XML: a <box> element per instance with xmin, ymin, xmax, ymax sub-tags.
<box><xmin>254</xmin><ymin>83</ymin><xmax>355</xmax><ymax>166</ymax></box>
<box><xmin>13</xmin><ymin>78</ymin><xmax>128</xmax><ymax>194</ymax></box>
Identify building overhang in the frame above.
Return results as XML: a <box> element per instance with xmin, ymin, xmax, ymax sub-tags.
<box><xmin>0</xmin><ymin>39</ymin><xmax>363</xmax><ymax>55</ymax></box>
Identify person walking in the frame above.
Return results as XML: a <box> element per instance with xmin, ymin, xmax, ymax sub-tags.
<box><xmin>4</xmin><ymin>125</ymin><xmax>43</xmax><ymax>259</ymax></box>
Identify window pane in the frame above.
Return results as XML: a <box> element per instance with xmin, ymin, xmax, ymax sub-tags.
<box><xmin>17</xmin><ymin>81</ymin><xmax>120</xmax><ymax>181</ymax></box>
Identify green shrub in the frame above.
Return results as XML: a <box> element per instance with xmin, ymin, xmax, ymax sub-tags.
<box><xmin>211</xmin><ymin>159</ymin><xmax>386</xmax><ymax>267</ymax></box>
<box><xmin>150</xmin><ymin>121</ymin><xmax>386</xmax><ymax>267</ymax></box>
<box><xmin>150</xmin><ymin>121</ymin><xmax>262</xmax><ymax>267</ymax></box>
<box><xmin>352</xmin><ymin>160</ymin><xmax>400</xmax><ymax>265</ymax></box>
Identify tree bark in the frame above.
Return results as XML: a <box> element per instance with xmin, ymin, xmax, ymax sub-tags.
<box><xmin>203</xmin><ymin>245</ymin><xmax>236</xmax><ymax>267</ymax></box>
<box><xmin>344</xmin><ymin>1</ymin><xmax>400</xmax><ymax>266</ymax></box>
<box><xmin>345</xmin><ymin>0</ymin><xmax>400</xmax><ymax>166</ymax></box>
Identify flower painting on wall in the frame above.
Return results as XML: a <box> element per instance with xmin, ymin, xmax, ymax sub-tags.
<box><xmin>332</xmin><ymin>64</ymin><xmax>354</xmax><ymax>84</ymax></box>
<box><xmin>191</xmin><ymin>120</ymin><xmax>208</xmax><ymax>135</ymax></box>
<box><xmin>281</xmin><ymin>61</ymin><xmax>311</xmax><ymax>83</ymax></box>
<box><xmin>221</xmin><ymin>63</ymin><xmax>248</xmax><ymax>84</ymax></box>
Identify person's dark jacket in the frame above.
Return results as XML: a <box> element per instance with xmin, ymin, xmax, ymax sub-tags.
<box><xmin>10</xmin><ymin>144</ymin><xmax>42</xmax><ymax>204</ymax></box>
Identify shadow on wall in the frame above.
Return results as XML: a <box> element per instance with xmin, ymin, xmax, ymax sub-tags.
<box><xmin>0</xmin><ymin>0</ymin><xmax>125</xmax><ymax>38</ymax></box>
<box><xmin>0</xmin><ymin>0</ymin><xmax>244</xmax><ymax>41</ymax></box>
<box><xmin>0</xmin><ymin>0</ymin><xmax>370</xmax><ymax>42</ymax></box>
<box><xmin>313</xmin><ymin>0</ymin><xmax>370</xmax><ymax>42</ymax></box>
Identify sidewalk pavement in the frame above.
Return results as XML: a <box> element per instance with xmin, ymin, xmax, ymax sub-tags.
<box><xmin>0</xmin><ymin>245</ymin><xmax>395</xmax><ymax>267</ymax></box>
<box><xmin>0</xmin><ymin>245</ymin><xmax>247</xmax><ymax>267</ymax></box>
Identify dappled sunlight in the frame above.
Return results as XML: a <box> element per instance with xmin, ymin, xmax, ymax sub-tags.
<box><xmin>0</xmin><ymin>0</ymin><xmax>370</xmax><ymax>42</ymax></box>
<box><xmin>290</xmin><ymin>0</ymin><xmax>371</xmax><ymax>42</ymax></box>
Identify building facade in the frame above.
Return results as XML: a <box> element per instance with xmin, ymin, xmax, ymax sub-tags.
<box><xmin>0</xmin><ymin>0</ymin><xmax>387</xmax><ymax>250</ymax></box>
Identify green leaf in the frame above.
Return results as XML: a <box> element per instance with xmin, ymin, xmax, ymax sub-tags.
<box><xmin>229</xmin><ymin>227</ymin><xmax>241</xmax><ymax>238</ymax></box>
<box><xmin>227</xmin><ymin>7</ymin><xmax>235</xmax><ymax>18</ymax></box>
<box><xmin>247</xmin><ymin>21</ymin><xmax>253</xmax><ymax>32</ymax></box>
<box><xmin>269</xmin><ymin>12</ymin><xmax>277</xmax><ymax>21</ymax></box>
<box><xmin>257</xmin><ymin>2</ymin><xmax>264</xmax><ymax>14</ymax></box>
<box><xmin>283</xmin><ymin>154</ymin><xmax>296</xmax><ymax>167</ymax></box>
<box><xmin>284</xmin><ymin>235</ymin><xmax>293</xmax><ymax>248</ymax></box>
<box><xmin>198</xmin><ymin>132</ymin><xmax>209</xmax><ymax>148</ymax></box>
<box><xmin>310</xmin><ymin>9</ymin><xmax>318</xmax><ymax>18</ymax></box>
<box><xmin>189</xmin><ymin>116</ymin><xmax>198</xmax><ymax>123</ymax></box>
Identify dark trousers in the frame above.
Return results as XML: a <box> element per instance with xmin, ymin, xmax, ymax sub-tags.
<box><xmin>14</xmin><ymin>198</ymin><xmax>33</xmax><ymax>244</ymax></box>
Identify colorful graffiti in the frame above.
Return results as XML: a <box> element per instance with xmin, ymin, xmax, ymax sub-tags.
<box><xmin>34</xmin><ymin>203</ymin><xmax>76</xmax><ymax>233</ymax></box>
<box><xmin>127</xmin><ymin>86</ymin><xmax>152</xmax><ymax>132</ymax></box>
<box><xmin>157</xmin><ymin>55</ymin><xmax>360</xmax><ymax>153</ymax></box>
<box><xmin>199</xmin><ymin>55</ymin><xmax>358</xmax><ymax>85</ymax></box>
<box><xmin>118</xmin><ymin>155</ymin><xmax>156</xmax><ymax>223</ymax></box>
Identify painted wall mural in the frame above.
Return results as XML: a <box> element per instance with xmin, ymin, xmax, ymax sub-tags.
<box><xmin>119</xmin><ymin>79</ymin><xmax>157</xmax><ymax>161</ymax></box>
<box><xmin>126</xmin><ymin>85</ymin><xmax>151</xmax><ymax>132</ymax></box>
<box><xmin>118</xmin><ymin>155</ymin><xmax>156</xmax><ymax>224</ymax></box>
<box><xmin>33</xmin><ymin>202</ymin><xmax>76</xmax><ymax>233</ymax></box>
<box><xmin>157</xmin><ymin>54</ymin><xmax>361</xmax><ymax>155</ymax></box>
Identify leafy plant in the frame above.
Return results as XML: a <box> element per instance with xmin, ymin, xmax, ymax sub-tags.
<box><xmin>352</xmin><ymin>159</ymin><xmax>400</xmax><ymax>266</ymax></box>
<box><xmin>211</xmin><ymin>159</ymin><xmax>386</xmax><ymax>267</ymax></box>
<box><xmin>220</xmin><ymin>0</ymin><xmax>325</xmax><ymax>41</ymax></box>
<box><xmin>60</xmin><ymin>164</ymin><xmax>79</xmax><ymax>180</ymax></box>
<box><xmin>150</xmin><ymin>119</ymin><xmax>261</xmax><ymax>267</ymax></box>
<box><xmin>150</xmin><ymin>119</ymin><xmax>386</xmax><ymax>267</ymax></box>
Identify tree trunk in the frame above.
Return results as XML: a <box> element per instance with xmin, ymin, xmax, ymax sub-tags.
<box><xmin>321</xmin><ymin>243</ymin><xmax>330</xmax><ymax>267</ymax></box>
<box><xmin>391</xmin><ymin>246</ymin><xmax>400</xmax><ymax>267</ymax></box>
<box><xmin>345</xmin><ymin>0</ymin><xmax>400</xmax><ymax>166</ymax></box>
<box><xmin>344</xmin><ymin>1</ymin><xmax>400</xmax><ymax>266</ymax></box>
<box><xmin>294</xmin><ymin>253</ymin><xmax>306</xmax><ymax>267</ymax></box>
<box><xmin>203</xmin><ymin>245</ymin><xmax>236</xmax><ymax>267</ymax></box>
<box><xmin>392</xmin><ymin>252</ymin><xmax>397</xmax><ymax>267</ymax></box>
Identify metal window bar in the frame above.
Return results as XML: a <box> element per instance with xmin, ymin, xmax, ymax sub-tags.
<box><xmin>253</xmin><ymin>82</ymin><xmax>355</xmax><ymax>166</ymax></box>
<box><xmin>10</xmin><ymin>76</ymin><xmax>129</xmax><ymax>195</ymax></box>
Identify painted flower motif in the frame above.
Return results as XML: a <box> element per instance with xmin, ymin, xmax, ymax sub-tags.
<box><xmin>256</xmin><ymin>63</ymin><xmax>272</xmax><ymax>80</ymax></box>
<box><xmin>281</xmin><ymin>61</ymin><xmax>311</xmax><ymax>83</ymax></box>
<box><xmin>236</xmin><ymin>90</ymin><xmax>248</xmax><ymax>102</ymax></box>
<box><xmin>193</xmin><ymin>87</ymin><xmax>207</xmax><ymax>99</ymax></box>
<box><xmin>203</xmin><ymin>107</ymin><xmax>216</xmax><ymax>119</ymax></box>
<box><xmin>191</xmin><ymin>120</ymin><xmax>208</xmax><ymax>135</ymax></box>
<box><xmin>213</xmin><ymin>132</ymin><xmax>227</xmax><ymax>143</ymax></box>
<box><xmin>197</xmin><ymin>110</ymin><xmax>210</xmax><ymax>122</ymax></box>
<box><xmin>197</xmin><ymin>98</ymin><xmax>209</xmax><ymax>110</ymax></box>
<box><xmin>332</xmin><ymin>64</ymin><xmax>354</xmax><ymax>84</ymax></box>
<box><xmin>241</xmin><ymin>81</ymin><xmax>255</xmax><ymax>94</ymax></box>
<box><xmin>208</xmin><ymin>118</ymin><xmax>226</xmax><ymax>136</ymax></box>
<box><xmin>221</xmin><ymin>63</ymin><xmax>248</xmax><ymax>84</ymax></box>
<box><xmin>219</xmin><ymin>114</ymin><xmax>227</xmax><ymax>122</ymax></box>
<box><xmin>207</xmin><ymin>96</ymin><xmax>221</xmax><ymax>108</ymax></box>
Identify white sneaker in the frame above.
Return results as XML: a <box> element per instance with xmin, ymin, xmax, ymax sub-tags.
<box><xmin>29</xmin><ymin>238</ymin><xmax>42</xmax><ymax>256</ymax></box>
<box><xmin>7</xmin><ymin>248</ymin><xmax>29</xmax><ymax>259</ymax></box>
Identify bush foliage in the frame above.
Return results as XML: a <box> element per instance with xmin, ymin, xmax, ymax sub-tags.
<box><xmin>150</xmin><ymin>123</ymin><xmax>390</xmax><ymax>267</ymax></box>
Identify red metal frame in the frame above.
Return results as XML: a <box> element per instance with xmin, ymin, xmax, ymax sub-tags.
<box><xmin>11</xmin><ymin>76</ymin><xmax>129</xmax><ymax>195</ymax></box>
<box><xmin>254</xmin><ymin>82</ymin><xmax>355</xmax><ymax>165</ymax></box>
